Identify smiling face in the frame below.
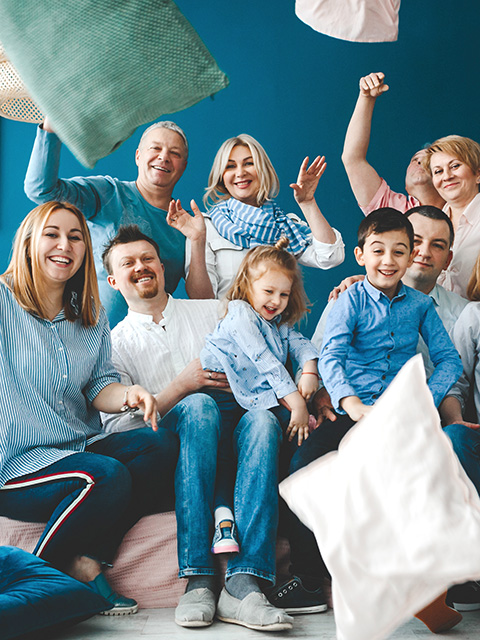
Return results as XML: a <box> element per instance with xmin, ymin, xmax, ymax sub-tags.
<box><xmin>107</xmin><ymin>240</ymin><xmax>166</xmax><ymax>308</ymax></box>
<box><xmin>222</xmin><ymin>144</ymin><xmax>261</xmax><ymax>206</ymax></box>
<box><xmin>37</xmin><ymin>209</ymin><xmax>86</xmax><ymax>290</ymax></box>
<box><xmin>404</xmin><ymin>212</ymin><xmax>452</xmax><ymax>293</ymax></box>
<box><xmin>355</xmin><ymin>230</ymin><xmax>414</xmax><ymax>299</ymax></box>
<box><xmin>247</xmin><ymin>266</ymin><xmax>292</xmax><ymax>321</ymax></box>
<box><xmin>135</xmin><ymin>127</ymin><xmax>187</xmax><ymax>194</ymax></box>
<box><xmin>430</xmin><ymin>151</ymin><xmax>480</xmax><ymax>208</ymax></box>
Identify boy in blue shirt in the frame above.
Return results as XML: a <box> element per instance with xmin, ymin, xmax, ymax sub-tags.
<box><xmin>269</xmin><ymin>208</ymin><xmax>462</xmax><ymax>614</ymax></box>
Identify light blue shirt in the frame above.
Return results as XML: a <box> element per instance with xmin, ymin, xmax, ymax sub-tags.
<box><xmin>319</xmin><ymin>278</ymin><xmax>462</xmax><ymax>412</ymax></box>
<box><xmin>0</xmin><ymin>283</ymin><xmax>119</xmax><ymax>487</ymax></box>
<box><xmin>24</xmin><ymin>126</ymin><xmax>186</xmax><ymax>327</ymax></box>
<box><xmin>201</xmin><ymin>300</ymin><xmax>318</xmax><ymax>410</ymax></box>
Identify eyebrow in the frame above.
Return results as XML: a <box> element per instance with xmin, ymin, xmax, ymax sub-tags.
<box><xmin>227</xmin><ymin>155</ymin><xmax>253</xmax><ymax>162</ymax></box>
<box><xmin>44</xmin><ymin>225</ymin><xmax>83</xmax><ymax>234</ymax></box>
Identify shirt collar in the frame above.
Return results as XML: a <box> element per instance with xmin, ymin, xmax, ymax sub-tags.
<box><xmin>363</xmin><ymin>276</ymin><xmax>407</xmax><ymax>302</ymax></box>
<box><xmin>126</xmin><ymin>295</ymin><xmax>174</xmax><ymax>326</ymax></box>
<box><xmin>428</xmin><ymin>283</ymin><xmax>441</xmax><ymax>307</ymax></box>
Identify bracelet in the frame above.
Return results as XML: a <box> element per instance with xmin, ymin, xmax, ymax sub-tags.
<box><xmin>302</xmin><ymin>371</ymin><xmax>319</xmax><ymax>378</ymax></box>
<box><xmin>120</xmin><ymin>387</ymin><xmax>139</xmax><ymax>415</ymax></box>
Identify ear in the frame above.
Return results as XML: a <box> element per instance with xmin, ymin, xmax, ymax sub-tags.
<box><xmin>135</xmin><ymin>147</ymin><xmax>141</xmax><ymax>166</ymax></box>
<box><xmin>443</xmin><ymin>249</ymin><xmax>453</xmax><ymax>271</ymax></box>
<box><xmin>354</xmin><ymin>246</ymin><xmax>365</xmax><ymax>267</ymax></box>
<box><xmin>406</xmin><ymin>248</ymin><xmax>417</xmax><ymax>268</ymax></box>
<box><xmin>107</xmin><ymin>274</ymin><xmax>119</xmax><ymax>290</ymax></box>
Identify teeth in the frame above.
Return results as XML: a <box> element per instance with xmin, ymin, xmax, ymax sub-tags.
<box><xmin>50</xmin><ymin>257</ymin><xmax>71</xmax><ymax>264</ymax></box>
<box><xmin>136</xmin><ymin>276</ymin><xmax>152</xmax><ymax>283</ymax></box>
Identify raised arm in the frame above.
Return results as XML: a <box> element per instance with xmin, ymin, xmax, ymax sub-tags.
<box><xmin>167</xmin><ymin>199</ymin><xmax>214</xmax><ymax>299</ymax></box>
<box><xmin>290</xmin><ymin>155</ymin><xmax>336</xmax><ymax>244</ymax></box>
<box><xmin>24</xmin><ymin>118</ymin><xmax>109</xmax><ymax>217</ymax></box>
<box><xmin>341</xmin><ymin>72</ymin><xmax>389</xmax><ymax>207</ymax></box>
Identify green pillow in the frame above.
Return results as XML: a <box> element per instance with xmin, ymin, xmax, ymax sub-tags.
<box><xmin>0</xmin><ymin>0</ymin><xmax>229</xmax><ymax>167</ymax></box>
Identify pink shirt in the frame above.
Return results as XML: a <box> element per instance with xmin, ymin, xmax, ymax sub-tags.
<box><xmin>360</xmin><ymin>179</ymin><xmax>419</xmax><ymax>216</ymax></box>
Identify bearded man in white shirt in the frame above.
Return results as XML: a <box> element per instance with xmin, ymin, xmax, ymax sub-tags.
<box><xmin>101</xmin><ymin>225</ymin><xmax>294</xmax><ymax>632</ymax></box>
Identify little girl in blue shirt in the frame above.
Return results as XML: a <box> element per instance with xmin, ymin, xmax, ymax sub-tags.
<box><xmin>201</xmin><ymin>237</ymin><xmax>319</xmax><ymax>554</ymax></box>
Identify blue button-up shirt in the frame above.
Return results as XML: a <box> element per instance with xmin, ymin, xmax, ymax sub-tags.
<box><xmin>201</xmin><ymin>300</ymin><xmax>319</xmax><ymax>410</ymax></box>
<box><xmin>319</xmin><ymin>278</ymin><xmax>462</xmax><ymax>412</ymax></box>
<box><xmin>0</xmin><ymin>283</ymin><xmax>120</xmax><ymax>487</ymax></box>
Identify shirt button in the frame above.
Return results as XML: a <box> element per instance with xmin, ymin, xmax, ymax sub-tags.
<box><xmin>58</xmin><ymin>347</ymin><xmax>63</xmax><ymax>351</ymax></box>
<box><xmin>59</xmin><ymin>400</ymin><xmax>63</xmax><ymax>405</ymax></box>
<box><xmin>387</xmin><ymin>354</ymin><xmax>391</xmax><ymax>359</ymax></box>
<box><xmin>390</xmin><ymin>332</ymin><xmax>394</xmax><ymax>337</ymax></box>
<box><xmin>63</xmin><ymin>374</ymin><xmax>67</xmax><ymax>379</ymax></box>
<box><xmin>372</xmin><ymin>394</ymin><xmax>377</xmax><ymax>400</ymax></box>
<box><xmin>382</xmin><ymin>375</ymin><xmax>386</xmax><ymax>380</ymax></box>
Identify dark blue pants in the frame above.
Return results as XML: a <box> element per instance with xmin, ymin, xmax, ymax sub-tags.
<box><xmin>0</xmin><ymin>427</ymin><xmax>178</xmax><ymax>570</ymax></box>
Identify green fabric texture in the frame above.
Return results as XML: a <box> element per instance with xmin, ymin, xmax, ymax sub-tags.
<box><xmin>0</xmin><ymin>0</ymin><xmax>229</xmax><ymax>167</ymax></box>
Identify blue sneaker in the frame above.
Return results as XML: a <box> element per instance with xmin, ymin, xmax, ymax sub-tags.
<box><xmin>211</xmin><ymin>520</ymin><xmax>239</xmax><ymax>554</ymax></box>
<box><xmin>89</xmin><ymin>572</ymin><xmax>138</xmax><ymax>615</ymax></box>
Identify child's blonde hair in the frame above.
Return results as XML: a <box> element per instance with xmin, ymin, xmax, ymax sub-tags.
<box><xmin>467</xmin><ymin>251</ymin><xmax>480</xmax><ymax>301</ymax></box>
<box><xmin>227</xmin><ymin>237</ymin><xmax>309</xmax><ymax>325</ymax></box>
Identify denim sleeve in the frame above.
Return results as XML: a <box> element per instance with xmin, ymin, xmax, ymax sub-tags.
<box><xmin>419</xmin><ymin>299</ymin><xmax>463</xmax><ymax>407</ymax></box>
<box><xmin>318</xmin><ymin>291</ymin><xmax>359</xmax><ymax>411</ymax></box>
<box><xmin>24</xmin><ymin>126</ymin><xmax>113</xmax><ymax>219</ymax></box>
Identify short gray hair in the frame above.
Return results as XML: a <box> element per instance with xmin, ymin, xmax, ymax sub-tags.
<box><xmin>138</xmin><ymin>121</ymin><xmax>189</xmax><ymax>159</ymax></box>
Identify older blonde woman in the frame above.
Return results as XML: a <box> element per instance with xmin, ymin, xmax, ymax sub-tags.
<box><xmin>184</xmin><ymin>134</ymin><xmax>344</xmax><ymax>299</ymax></box>
<box><xmin>423</xmin><ymin>135</ymin><xmax>480</xmax><ymax>297</ymax></box>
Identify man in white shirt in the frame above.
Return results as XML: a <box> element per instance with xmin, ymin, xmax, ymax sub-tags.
<box><xmin>102</xmin><ymin>225</ymin><xmax>294</xmax><ymax>632</ymax></box>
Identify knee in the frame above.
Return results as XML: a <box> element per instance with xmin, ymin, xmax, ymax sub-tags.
<box><xmin>236</xmin><ymin>409</ymin><xmax>282</xmax><ymax>449</ymax></box>
<box><xmin>93</xmin><ymin>456</ymin><xmax>132</xmax><ymax>496</ymax></box>
<box><xmin>176</xmin><ymin>393</ymin><xmax>221</xmax><ymax>441</ymax></box>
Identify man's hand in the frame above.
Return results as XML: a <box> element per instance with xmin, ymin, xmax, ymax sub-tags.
<box><xmin>359</xmin><ymin>72</ymin><xmax>389</xmax><ymax>99</ymax></box>
<box><xmin>311</xmin><ymin>387</ymin><xmax>336</xmax><ymax>427</ymax></box>
<box><xmin>290</xmin><ymin>156</ymin><xmax>327</xmax><ymax>205</ymax></box>
<box><xmin>177</xmin><ymin>359</ymin><xmax>230</xmax><ymax>395</ymax></box>
<box><xmin>167</xmin><ymin>199</ymin><xmax>206</xmax><ymax>242</ymax></box>
<box><xmin>328</xmin><ymin>274</ymin><xmax>365</xmax><ymax>301</ymax></box>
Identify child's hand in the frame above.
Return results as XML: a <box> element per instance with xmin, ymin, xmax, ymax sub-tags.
<box><xmin>340</xmin><ymin>395</ymin><xmax>372</xmax><ymax>422</ymax></box>
<box><xmin>286</xmin><ymin>402</ymin><xmax>310</xmax><ymax>446</ymax></box>
<box><xmin>298</xmin><ymin>373</ymin><xmax>318</xmax><ymax>402</ymax></box>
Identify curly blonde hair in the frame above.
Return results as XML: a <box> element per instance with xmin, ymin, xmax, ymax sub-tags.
<box><xmin>227</xmin><ymin>237</ymin><xmax>309</xmax><ymax>325</ymax></box>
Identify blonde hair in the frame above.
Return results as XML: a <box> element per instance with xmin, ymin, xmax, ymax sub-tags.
<box><xmin>204</xmin><ymin>134</ymin><xmax>280</xmax><ymax>208</ymax></box>
<box><xmin>227</xmin><ymin>237</ymin><xmax>309</xmax><ymax>326</ymax></box>
<box><xmin>1</xmin><ymin>201</ymin><xmax>100</xmax><ymax>326</ymax></box>
<box><xmin>467</xmin><ymin>251</ymin><xmax>480</xmax><ymax>302</ymax></box>
<box><xmin>422</xmin><ymin>135</ymin><xmax>480</xmax><ymax>176</ymax></box>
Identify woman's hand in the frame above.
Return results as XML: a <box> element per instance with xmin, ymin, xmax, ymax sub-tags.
<box><xmin>124</xmin><ymin>384</ymin><xmax>159</xmax><ymax>431</ymax></box>
<box><xmin>359</xmin><ymin>72</ymin><xmax>389</xmax><ymax>99</ymax></box>
<box><xmin>290</xmin><ymin>155</ymin><xmax>327</xmax><ymax>205</ymax></box>
<box><xmin>167</xmin><ymin>199</ymin><xmax>206</xmax><ymax>242</ymax></box>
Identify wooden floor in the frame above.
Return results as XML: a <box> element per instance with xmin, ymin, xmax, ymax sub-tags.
<box><xmin>55</xmin><ymin>607</ymin><xmax>480</xmax><ymax>639</ymax></box>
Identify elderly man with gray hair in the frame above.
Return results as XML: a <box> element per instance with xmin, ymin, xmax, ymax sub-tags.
<box><xmin>24</xmin><ymin>117</ymin><xmax>213</xmax><ymax>327</ymax></box>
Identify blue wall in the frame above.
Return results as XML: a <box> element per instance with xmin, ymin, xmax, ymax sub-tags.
<box><xmin>1</xmin><ymin>0</ymin><xmax>479</xmax><ymax>335</ymax></box>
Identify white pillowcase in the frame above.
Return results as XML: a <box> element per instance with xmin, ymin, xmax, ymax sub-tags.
<box><xmin>280</xmin><ymin>354</ymin><xmax>480</xmax><ymax>640</ymax></box>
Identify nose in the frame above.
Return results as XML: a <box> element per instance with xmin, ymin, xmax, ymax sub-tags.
<box><xmin>56</xmin><ymin>235</ymin><xmax>71</xmax><ymax>251</ymax></box>
<box><xmin>417</xmin><ymin>241</ymin><xmax>430</xmax><ymax>257</ymax></box>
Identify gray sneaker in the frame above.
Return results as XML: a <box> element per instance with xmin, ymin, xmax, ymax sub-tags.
<box><xmin>175</xmin><ymin>588</ymin><xmax>216</xmax><ymax>627</ymax></box>
<box><xmin>216</xmin><ymin>587</ymin><xmax>293</xmax><ymax>631</ymax></box>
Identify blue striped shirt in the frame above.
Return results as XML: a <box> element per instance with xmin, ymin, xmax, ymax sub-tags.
<box><xmin>0</xmin><ymin>283</ymin><xmax>120</xmax><ymax>487</ymax></box>
<box><xmin>201</xmin><ymin>300</ymin><xmax>319</xmax><ymax>410</ymax></box>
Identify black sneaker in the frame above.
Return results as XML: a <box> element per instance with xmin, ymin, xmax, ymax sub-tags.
<box><xmin>447</xmin><ymin>581</ymin><xmax>480</xmax><ymax>611</ymax></box>
<box><xmin>267</xmin><ymin>576</ymin><xmax>328</xmax><ymax>615</ymax></box>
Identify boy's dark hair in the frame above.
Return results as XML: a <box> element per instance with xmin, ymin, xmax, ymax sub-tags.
<box><xmin>405</xmin><ymin>205</ymin><xmax>455</xmax><ymax>247</ymax></box>
<box><xmin>357</xmin><ymin>208</ymin><xmax>414</xmax><ymax>250</ymax></box>
<box><xmin>102</xmin><ymin>225</ymin><xmax>161</xmax><ymax>274</ymax></box>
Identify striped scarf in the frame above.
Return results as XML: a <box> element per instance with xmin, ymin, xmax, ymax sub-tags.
<box><xmin>208</xmin><ymin>198</ymin><xmax>311</xmax><ymax>256</ymax></box>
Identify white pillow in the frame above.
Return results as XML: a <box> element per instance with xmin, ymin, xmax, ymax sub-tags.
<box><xmin>280</xmin><ymin>355</ymin><xmax>480</xmax><ymax>640</ymax></box>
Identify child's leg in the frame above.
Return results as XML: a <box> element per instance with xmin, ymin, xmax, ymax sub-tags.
<box><xmin>205</xmin><ymin>389</ymin><xmax>244</xmax><ymax>554</ymax></box>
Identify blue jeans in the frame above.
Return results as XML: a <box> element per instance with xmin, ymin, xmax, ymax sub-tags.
<box><xmin>207</xmin><ymin>391</ymin><xmax>285</xmax><ymax>584</ymax></box>
<box><xmin>444</xmin><ymin>423</ymin><xmax>480</xmax><ymax>496</ymax></box>
<box><xmin>0</xmin><ymin>427</ymin><xmax>178</xmax><ymax>571</ymax></box>
<box><xmin>159</xmin><ymin>394</ymin><xmax>221</xmax><ymax>577</ymax></box>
